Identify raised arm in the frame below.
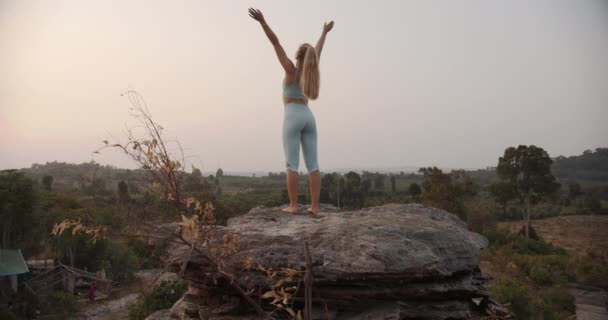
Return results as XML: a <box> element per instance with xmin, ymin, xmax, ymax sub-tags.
<box><xmin>248</xmin><ymin>8</ymin><xmax>295</xmax><ymax>74</ymax></box>
<box><xmin>315</xmin><ymin>21</ymin><xmax>334</xmax><ymax>60</ymax></box>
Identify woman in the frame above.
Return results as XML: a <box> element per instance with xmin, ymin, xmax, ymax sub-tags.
<box><xmin>248</xmin><ymin>8</ymin><xmax>334</xmax><ymax>215</ymax></box>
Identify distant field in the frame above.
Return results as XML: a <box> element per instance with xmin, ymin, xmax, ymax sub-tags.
<box><xmin>497</xmin><ymin>215</ymin><xmax>608</xmax><ymax>256</ymax></box>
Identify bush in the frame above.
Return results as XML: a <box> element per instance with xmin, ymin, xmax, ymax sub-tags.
<box><xmin>0</xmin><ymin>306</ymin><xmax>16</xmax><ymax>320</ymax></box>
<box><xmin>530</xmin><ymin>202</ymin><xmax>563</xmax><ymax>219</ymax></box>
<box><xmin>484</xmin><ymin>229</ymin><xmax>567</xmax><ymax>256</ymax></box>
<box><xmin>127</xmin><ymin>238</ymin><xmax>162</xmax><ymax>269</ymax></box>
<box><xmin>515</xmin><ymin>255</ymin><xmax>574</xmax><ymax>285</ymax></box>
<box><xmin>511</xmin><ymin>234</ymin><xmax>568</xmax><ymax>256</ymax></box>
<box><xmin>542</xmin><ymin>284</ymin><xmax>575</xmax><ymax>313</ymax></box>
<box><xmin>102</xmin><ymin>242</ymin><xmax>140</xmax><ymax>282</ymax></box>
<box><xmin>465</xmin><ymin>198</ymin><xmax>498</xmax><ymax>235</ymax></box>
<box><xmin>48</xmin><ymin>291</ymin><xmax>79</xmax><ymax>317</ymax></box>
<box><xmin>128</xmin><ymin>280</ymin><xmax>187</xmax><ymax>320</ymax></box>
<box><xmin>489</xmin><ymin>277</ymin><xmax>531</xmax><ymax>319</ymax></box>
<box><xmin>527</xmin><ymin>284</ymin><xmax>576</xmax><ymax>320</ymax></box>
<box><xmin>495</xmin><ymin>205</ymin><xmax>524</xmax><ymax>221</ymax></box>
<box><xmin>84</xmin><ymin>240</ymin><xmax>140</xmax><ymax>282</ymax></box>
<box><xmin>571</xmin><ymin>253</ymin><xmax>608</xmax><ymax>288</ymax></box>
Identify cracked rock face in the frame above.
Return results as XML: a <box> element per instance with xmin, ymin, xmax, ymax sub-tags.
<box><xmin>154</xmin><ymin>204</ymin><xmax>490</xmax><ymax>320</ymax></box>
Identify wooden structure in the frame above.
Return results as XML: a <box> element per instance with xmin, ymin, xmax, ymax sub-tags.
<box><xmin>23</xmin><ymin>262</ymin><xmax>112</xmax><ymax>303</ymax></box>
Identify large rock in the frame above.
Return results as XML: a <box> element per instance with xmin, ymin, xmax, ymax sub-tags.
<box><xmin>153</xmin><ymin>204</ymin><xmax>490</xmax><ymax>319</ymax></box>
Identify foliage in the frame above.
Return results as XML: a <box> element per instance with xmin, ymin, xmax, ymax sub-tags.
<box><xmin>48</xmin><ymin>291</ymin><xmax>80</xmax><ymax>317</ymax></box>
<box><xmin>128</xmin><ymin>280</ymin><xmax>187</xmax><ymax>320</ymax></box>
<box><xmin>88</xmin><ymin>91</ymin><xmax>264</xmax><ymax>316</ymax></box>
<box><xmin>118</xmin><ymin>180</ymin><xmax>130</xmax><ymax>203</ymax></box>
<box><xmin>342</xmin><ymin>171</ymin><xmax>365</xmax><ymax>208</ymax></box>
<box><xmin>215</xmin><ymin>189</ymin><xmax>284</xmax><ymax>224</ymax></box>
<box><xmin>484</xmin><ymin>228</ymin><xmax>567</xmax><ymax>256</ymax></box>
<box><xmin>481</xmin><ymin>227</ymin><xmax>608</xmax><ymax>318</ymax></box>
<box><xmin>514</xmin><ymin>254</ymin><xmax>574</xmax><ymax>285</ymax></box>
<box><xmin>488</xmin><ymin>181</ymin><xmax>517</xmax><ymax>215</ymax></box>
<box><xmin>489</xmin><ymin>275</ymin><xmax>575</xmax><ymax>320</ymax></box>
<box><xmin>98</xmin><ymin>240</ymin><xmax>141</xmax><ymax>282</ymax></box>
<box><xmin>571</xmin><ymin>252</ymin><xmax>608</xmax><ymax>288</ymax></box>
<box><xmin>0</xmin><ymin>170</ymin><xmax>41</xmax><ymax>253</ymax></box>
<box><xmin>408</xmin><ymin>182</ymin><xmax>422</xmax><ymax>197</ymax></box>
<box><xmin>493</xmin><ymin>145</ymin><xmax>560</xmax><ymax>238</ymax></box>
<box><xmin>0</xmin><ymin>306</ymin><xmax>16</xmax><ymax>320</ymax></box>
<box><xmin>42</xmin><ymin>175</ymin><xmax>54</xmax><ymax>191</ymax></box>
<box><xmin>418</xmin><ymin>167</ymin><xmax>475</xmax><ymax>219</ymax></box>
<box><xmin>553</xmin><ymin>147</ymin><xmax>608</xmax><ymax>182</ymax></box>
<box><xmin>127</xmin><ymin>237</ymin><xmax>162</xmax><ymax>269</ymax></box>
<box><xmin>464</xmin><ymin>198</ymin><xmax>497</xmax><ymax>235</ymax></box>
<box><xmin>320</xmin><ymin>173</ymin><xmax>339</xmax><ymax>205</ymax></box>
<box><xmin>52</xmin><ymin>219</ymin><xmax>108</xmax><ymax>244</ymax></box>
<box><xmin>567</xmin><ymin>181</ymin><xmax>582</xmax><ymax>200</ymax></box>
<box><xmin>489</xmin><ymin>277</ymin><xmax>531</xmax><ymax>319</ymax></box>
<box><xmin>495</xmin><ymin>145</ymin><xmax>560</xmax><ymax>203</ymax></box>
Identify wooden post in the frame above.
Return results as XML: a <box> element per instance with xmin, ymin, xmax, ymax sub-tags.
<box><xmin>303</xmin><ymin>240</ymin><xmax>313</xmax><ymax>320</ymax></box>
<box><xmin>10</xmin><ymin>275</ymin><xmax>18</xmax><ymax>293</ymax></box>
<box><xmin>67</xmin><ymin>272</ymin><xmax>75</xmax><ymax>294</ymax></box>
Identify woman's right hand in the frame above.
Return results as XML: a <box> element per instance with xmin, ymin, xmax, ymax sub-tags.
<box><xmin>248</xmin><ymin>8</ymin><xmax>266</xmax><ymax>24</ymax></box>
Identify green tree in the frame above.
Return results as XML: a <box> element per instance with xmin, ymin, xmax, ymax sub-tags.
<box><xmin>583</xmin><ymin>194</ymin><xmax>601</xmax><ymax>213</ymax></box>
<box><xmin>0</xmin><ymin>305</ymin><xmax>16</xmax><ymax>320</ymax></box>
<box><xmin>567</xmin><ymin>182</ymin><xmax>582</xmax><ymax>200</ymax></box>
<box><xmin>342</xmin><ymin>172</ymin><xmax>364</xmax><ymax>208</ymax></box>
<box><xmin>216</xmin><ymin>168</ymin><xmax>224</xmax><ymax>178</ymax></box>
<box><xmin>212</xmin><ymin>176</ymin><xmax>222</xmax><ymax>196</ymax></box>
<box><xmin>51</xmin><ymin>226</ymin><xmax>92</xmax><ymax>267</ymax></box>
<box><xmin>48</xmin><ymin>291</ymin><xmax>79</xmax><ymax>317</ymax></box>
<box><xmin>495</xmin><ymin>145</ymin><xmax>560</xmax><ymax>239</ymax></box>
<box><xmin>0</xmin><ymin>170</ymin><xmax>39</xmax><ymax>251</ymax></box>
<box><xmin>418</xmin><ymin>167</ymin><xmax>475</xmax><ymax>219</ymax></box>
<box><xmin>490</xmin><ymin>277</ymin><xmax>531</xmax><ymax>319</ymax></box>
<box><xmin>191</xmin><ymin>167</ymin><xmax>203</xmax><ymax>179</ymax></box>
<box><xmin>128</xmin><ymin>280</ymin><xmax>187</xmax><ymax>320</ymax></box>
<box><xmin>42</xmin><ymin>175</ymin><xmax>54</xmax><ymax>191</ymax></box>
<box><xmin>118</xmin><ymin>180</ymin><xmax>130</xmax><ymax>203</ymax></box>
<box><xmin>337</xmin><ymin>177</ymin><xmax>345</xmax><ymax>209</ymax></box>
<box><xmin>87</xmin><ymin>177</ymin><xmax>108</xmax><ymax>196</ymax></box>
<box><xmin>361</xmin><ymin>178</ymin><xmax>372</xmax><ymax>194</ymax></box>
<box><xmin>320</xmin><ymin>173</ymin><xmax>338</xmax><ymax>205</ymax></box>
<box><xmin>373</xmin><ymin>174</ymin><xmax>385</xmax><ymax>191</ymax></box>
<box><xmin>183</xmin><ymin>171</ymin><xmax>205</xmax><ymax>193</ymax></box>
<box><xmin>390</xmin><ymin>175</ymin><xmax>396</xmax><ymax>193</ymax></box>
<box><xmin>409</xmin><ymin>182</ymin><xmax>422</xmax><ymax>198</ymax></box>
<box><xmin>489</xmin><ymin>181</ymin><xmax>517</xmax><ymax>216</ymax></box>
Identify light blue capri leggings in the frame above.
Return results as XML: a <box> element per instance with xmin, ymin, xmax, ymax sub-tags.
<box><xmin>283</xmin><ymin>103</ymin><xmax>319</xmax><ymax>173</ymax></box>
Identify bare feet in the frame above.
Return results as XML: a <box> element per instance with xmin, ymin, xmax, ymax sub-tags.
<box><xmin>281</xmin><ymin>205</ymin><xmax>299</xmax><ymax>214</ymax></box>
<box><xmin>307</xmin><ymin>207</ymin><xmax>320</xmax><ymax>215</ymax></box>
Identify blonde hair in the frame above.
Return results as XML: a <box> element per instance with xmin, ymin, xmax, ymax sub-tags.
<box><xmin>296</xmin><ymin>43</ymin><xmax>320</xmax><ymax>100</ymax></box>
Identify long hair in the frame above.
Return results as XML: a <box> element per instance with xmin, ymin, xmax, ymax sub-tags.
<box><xmin>296</xmin><ymin>43</ymin><xmax>320</xmax><ymax>100</ymax></box>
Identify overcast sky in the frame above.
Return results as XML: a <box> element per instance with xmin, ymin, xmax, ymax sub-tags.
<box><xmin>1</xmin><ymin>0</ymin><xmax>607</xmax><ymax>173</ymax></box>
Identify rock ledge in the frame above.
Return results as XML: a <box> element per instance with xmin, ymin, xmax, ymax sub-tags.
<box><xmin>153</xmin><ymin>203</ymin><xmax>491</xmax><ymax>320</ymax></box>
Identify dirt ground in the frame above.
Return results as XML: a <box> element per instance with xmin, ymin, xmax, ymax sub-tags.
<box><xmin>497</xmin><ymin>214</ymin><xmax>608</xmax><ymax>256</ymax></box>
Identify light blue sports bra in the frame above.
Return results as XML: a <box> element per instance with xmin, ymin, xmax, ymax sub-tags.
<box><xmin>283</xmin><ymin>72</ymin><xmax>307</xmax><ymax>100</ymax></box>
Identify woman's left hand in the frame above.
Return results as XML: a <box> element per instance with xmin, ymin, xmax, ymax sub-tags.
<box><xmin>323</xmin><ymin>21</ymin><xmax>334</xmax><ymax>33</ymax></box>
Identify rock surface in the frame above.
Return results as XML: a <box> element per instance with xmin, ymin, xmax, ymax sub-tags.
<box><xmin>70</xmin><ymin>293</ymin><xmax>139</xmax><ymax>320</ymax></box>
<box><xmin>134</xmin><ymin>269</ymin><xmax>179</xmax><ymax>288</ymax></box>
<box><xmin>153</xmin><ymin>203</ymin><xmax>491</xmax><ymax>319</ymax></box>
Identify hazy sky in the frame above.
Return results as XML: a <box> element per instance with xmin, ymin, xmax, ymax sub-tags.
<box><xmin>1</xmin><ymin>0</ymin><xmax>607</xmax><ymax>173</ymax></box>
